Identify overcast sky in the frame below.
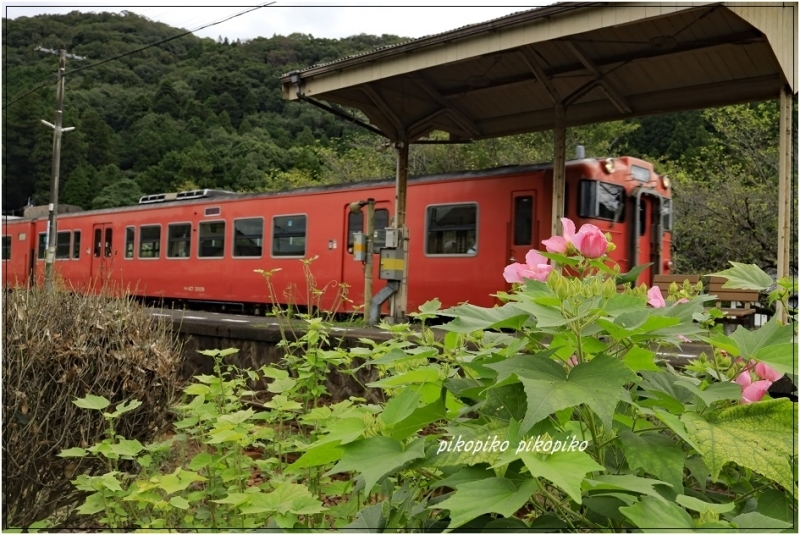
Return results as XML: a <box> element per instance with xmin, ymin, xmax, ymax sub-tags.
<box><xmin>3</xmin><ymin>1</ymin><xmax>549</xmax><ymax>41</ymax></box>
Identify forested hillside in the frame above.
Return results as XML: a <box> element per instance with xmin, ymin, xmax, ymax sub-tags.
<box><xmin>2</xmin><ymin>10</ymin><xmax>795</xmax><ymax>273</ymax></box>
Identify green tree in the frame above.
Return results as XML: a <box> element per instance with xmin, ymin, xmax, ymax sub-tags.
<box><xmin>91</xmin><ymin>178</ymin><xmax>143</xmax><ymax>209</ymax></box>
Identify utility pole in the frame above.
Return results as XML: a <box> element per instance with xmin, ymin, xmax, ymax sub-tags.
<box><xmin>38</xmin><ymin>46</ymin><xmax>83</xmax><ymax>291</ymax></box>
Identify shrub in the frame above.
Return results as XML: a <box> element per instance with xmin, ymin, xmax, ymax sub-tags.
<box><xmin>2</xmin><ymin>287</ymin><xmax>183</xmax><ymax>529</ymax></box>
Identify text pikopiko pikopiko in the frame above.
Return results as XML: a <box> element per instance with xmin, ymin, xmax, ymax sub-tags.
<box><xmin>436</xmin><ymin>435</ymin><xmax>589</xmax><ymax>455</ymax></box>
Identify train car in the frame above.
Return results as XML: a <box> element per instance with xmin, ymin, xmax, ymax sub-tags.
<box><xmin>2</xmin><ymin>156</ymin><xmax>672</xmax><ymax>314</ymax></box>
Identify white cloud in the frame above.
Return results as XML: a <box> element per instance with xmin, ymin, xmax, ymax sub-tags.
<box><xmin>3</xmin><ymin>1</ymin><xmax>548</xmax><ymax>41</ymax></box>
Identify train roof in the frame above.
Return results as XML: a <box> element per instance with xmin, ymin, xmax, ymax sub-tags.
<box><xmin>5</xmin><ymin>157</ymin><xmax>615</xmax><ymax>223</ymax></box>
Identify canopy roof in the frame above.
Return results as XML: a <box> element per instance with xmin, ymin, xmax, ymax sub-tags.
<box><xmin>280</xmin><ymin>2</ymin><xmax>797</xmax><ymax>142</ymax></box>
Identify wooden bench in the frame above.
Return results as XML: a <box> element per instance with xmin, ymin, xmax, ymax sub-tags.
<box><xmin>707</xmin><ymin>276</ymin><xmax>759</xmax><ymax>332</ymax></box>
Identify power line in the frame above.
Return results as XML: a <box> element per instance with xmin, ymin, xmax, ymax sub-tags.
<box><xmin>3</xmin><ymin>2</ymin><xmax>276</xmax><ymax>110</ymax></box>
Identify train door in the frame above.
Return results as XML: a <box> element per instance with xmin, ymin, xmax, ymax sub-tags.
<box><xmin>632</xmin><ymin>190</ymin><xmax>664</xmax><ymax>285</ymax></box>
<box><xmin>508</xmin><ymin>191</ymin><xmax>537</xmax><ymax>268</ymax></box>
<box><xmin>91</xmin><ymin>223</ymin><xmax>114</xmax><ymax>287</ymax></box>
<box><xmin>341</xmin><ymin>201</ymin><xmax>392</xmax><ymax>313</ymax></box>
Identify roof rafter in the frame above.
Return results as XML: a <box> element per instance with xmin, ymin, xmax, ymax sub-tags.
<box><xmin>412</xmin><ymin>77</ymin><xmax>482</xmax><ymax>138</ymax></box>
<box><xmin>563</xmin><ymin>40</ymin><xmax>632</xmax><ymax>114</ymax></box>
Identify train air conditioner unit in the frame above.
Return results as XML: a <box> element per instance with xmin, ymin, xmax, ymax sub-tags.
<box><xmin>138</xmin><ymin>189</ymin><xmax>237</xmax><ymax>205</ymax></box>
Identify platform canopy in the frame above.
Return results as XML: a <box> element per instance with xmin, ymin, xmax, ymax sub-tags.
<box><xmin>281</xmin><ymin>2</ymin><xmax>796</xmax><ymax>142</ymax></box>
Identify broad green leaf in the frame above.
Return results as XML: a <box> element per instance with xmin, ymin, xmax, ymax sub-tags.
<box><xmin>286</xmin><ymin>441</ymin><xmax>343</xmax><ymax>472</ymax></box>
<box><xmin>681</xmin><ymin>399</ymin><xmax>795</xmax><ymax>491</ymax></box>
<box><xmin>267</xmin><ymin>377</ymin><xmax>297</xmax><ymax>394</ymax></box>
<box><xmin>58</xmin><ymin>447</ymin><xmax>87</xmax><ymax>458</ymax></box>
<box><xmin>435</xmin><ymin>477</ymin><xmax>538</xmax><ymax>530</ymax></box>
<box><xmin>730</xmin><ymin>316</ymin><xmax>797</xmax><ymax>376</ymax></box>
<box><xmin>619</xmin><ymin>496</ymin><xmax>693</xmax><ymax>530</ymax></box>
<box><xmin>188</xmin><ymin>452</ymin><xmax>213</xmax><ymax>471</ymax></box>
<box><xmin>107</xmin><ymin>399</ymin><xmax>142</xmax><ymax>418</ymax></box>
<box><xmin>584</xmin><ymin>475</ymin><xmax>672</xmax><ymax>502</ymax></box>
<box><xmin>239</xmin><ymin>483</ymin><xmax>324</xmax><ymax>515</ymax></box>
<box><xmin>100</xmin><ymin>472</ymin><xmax>123</xmax><ymax>492</ymax></box>
<box><xmin>205</xmin><ymin>429</ymin><xmax>245</xmax><ymax>444</ymax></box>
<box><xmin>390</xmin><ymin>392</ymin><xmax>446</xmax><ymax>441</ymax></box>
<box><xmin>264</xmin><ymin>395</ymin><xmax>302</xmax><ymax>412</ymax></box>
<box><xmin>618</xmin><ymin>431</ymin><xmax>684</xmax><ymax>491</ymax></box>
<box><xmin>110</xmin><ymin>439</ymin><xmax>144</xmax><ymax>458</ymax></box>
<box><xmin>437</xmin><ymin>302</ymin><xmax>529</xmax><ymax>333</ymax></box>
<box><xmin>428</xmin><ymin>423</ymin><xmax>511</xmax><ymax>468</ymax></box>
<box><xmin>710</xmin><ymin>262</ymin><xmax>774</xmax><ymax>290</ymax></box>
<box><xmin>216</xmin><ymin>409</ymin><xmax>256</xmax><ymax>425</ymax></box>
<box><xmin>343</xmin><ymin>503</ymin><xmax>386</xmax><ymax>532</ymax></box>
<box><xmin>731</xmin><ymin>512</ymin><xmax>793</xmax><ymax>531</ymax></box>
<box><xmin>519</xmin><ymin>450</ymin><xmax>604</xmax><ymax>504</ymax></box>
<box><xmin>674</xmin><ymin>379</ymin><xmax>741</xmax><ymax>407</ymax></box>
<box><xmin>510</xmin><ymin>300</ymin><xmax>575</xmax><ymax>328</ymax></box>
<box><xmin>326</xmin><ymin>436</ymin><xmax>425</xmax><ymax>492</ymax></box>
<box><xmin>484</xmin><ymin>348</ymin><xmax>563</xmax><ymax>384</ymax></box>
<box><xmin>484</xmin><ymin>383</ymin><xmax>531</xmax><ymax>423</ymax></box>
<box><xmin>431</xmin><ymin>465</ymin><xmax>494</xmax><ymax>489</ymax></box>
<box><xmin>652</xmin><ymin>409</ymin><xmax>702</xmax><ymax>452</ymax></box>
<box><xmin>756</xmin><ymin>488</ymin><xmax>793</xmax><ymax>523</ymax></box>
<box><xmin>675</xmin><ymin>494</ymin><xmax>734</xmax><ymax>514</ymax></box>
<box><xmin>77</xmin><ymin>492</ymin><xmax>106</xmax><ymax>515</ymax></box>
<box><xmin>519</xmin><ymin>353</ymin><xmax>636</xmax><ymax>432</ymax></box>
<box><xmin>615</xmin><ymin>264</ymin><xmax>653</xmax><ymax>287</ymax></box>
<box><xmin>261</xmin><ymin>367</ymin><xmax>289</xmax><ymax>380</ymax></box>
<box><xmin>381</xmin><ymin>387</ymin><xmax>422</xmax><ymax>426</ymax></box>
<box><xmin>313</xmin><ymin>417</ymin><xmax>366</xmax><ymax>447</ymax></box>
<box><xmin>699</xmin><ymin>333</ymin><xmax>740</xmax><ymax>356</ymax></box>
<box><xmin>169</xmin><ymin>496</ymin><xmax>190</xmax><ymax>510</ymax></box>
<box><xmin>367</xmin><ymin>367</ymin><xmax>440</xmax><ymax>388</ymax></box>
<box><xmin>183</xmin><ymin>383</ymin><xmax>210</xmax><ymax>396</ymax></box>
<box><xmin>73</xmin><ymin>394</ymin><xmax>110</xmax><ymax>411</ymax></box>
<box><xmin>622</xmin><ymin>346</ymin><xmax>660</xmax><ymax>372</ymax></box>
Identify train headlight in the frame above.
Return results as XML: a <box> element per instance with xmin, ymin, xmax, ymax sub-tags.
<box><xmin>349</xmin><ymin>201</ymin><xmax>363</xmax><ymax>214</ymax></box>
<box><xmin>661</xmin><ymin>175</ymin><xmax>671</xmax><ymax>189</ymax></box>
<box><xmin>602</xmin><ymin>158</ymin><xmax>615</xmax><ymax>173</ymax></box>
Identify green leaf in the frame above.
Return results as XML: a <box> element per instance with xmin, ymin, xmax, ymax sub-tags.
<box><xmin>437</xmin><ymin>302</ymin><xmax>529</xmax><ymax>333</ymax></box>
<box><xmin>169</xmin><ymin>496</ymin><xmax>190</xmax><ymax>510</ymax></box>
<box><xmin>681</xmin><ymin>399</ymin><xmax>795</xmax><ymax>491</ymax></box>
<box><xmin>313</xmin><ymin>417</ymin><xmax>366</xmax><ymax>447</ymax></box>
<box><xmin>286</xmin><ymin>441</ymin><xmax>344</xmax><ymax>472</ymax></box>
<box><xmin>622</xmin><ymin>346</ymin><xmax>660</xmax><ymax>372</ymax></box>
<box><xmin>73</xmin><ymin>394</ymin><xmax>110</xmax><ymax>411</ymax></box>
<box><xmin>267</xmin><ymin>377</ymin><xmax>297</xmax><ymax>394</ymax></box>
<box><xmin>428</xmin><ymin>423</ymin><xmax>512</xmax><ymax>468</ymax></box>
<box><xmin>710</xmin><ymin>262</ymin><xmax>774</xmax><ymax>290</ymax></box>
<box><xmin>367</xmin><ymin>367</ymin><xmax>440</xmax><ymax>388</ymax></box>
<box><xmin>188</xmin><ymin>452</ymin><xmax>213</xmax><ymax>471</ymax></box>
<box><xmin>615</xmin><ymin>263</ymin><xmax>653</xmax><ymax>286</ymax></box>
<box><xmin>652</xmin><ymin>409</ymin><xmax>702</xmax><ymax>452</ymax></box>
<box><xmin>435</xmin><ymin>477</ymin><xmax>538</xmax><ymax>530</ymax></box>
<box><xmin>100</xmin><ymin>472</ymin><xmax>123</xmax><ymax>492</ymax></box>
<box><xmin>343</xmin><ymin>503</ymin><xmax>386</xmax><ymax>532</ymax></box>
<box><xmin>326</xmin><ymin>436</ymin><xmax>425</xmax><ymax>492</ymax></box>
<box><xmin>619</xmin><ymin>496</ymin><xmax>694</xmax><ymax>530</ymax></box>
<box><xmin>519</xmin><ymin>353</ymin><xmax>636</xmax><ymax>432</ymax></box>
<box><xmin>756</xmin><ymin>488</ymin><xmax>793</xmax><ymax>523</ymax></box>
<box><xmin>730</xmin><ymin>316</ymin><xmax>797</xmax><ymax>376</ymax></box>
<box><xmin>239</xmin><ymin>483</ymin><xmax>324</xmax><ymax>515</ymax></box>
<box><xmin>584</xmin><ymin>475</ymin><xmax>672</xmax><ymax>502</ymax></box>
<box><xmin>485</xmin><ymin>348</ymin><xmax>563</xmax><ymax>384</ymax></box>
<box><xmin>184</xmin><ymin>383</ymin><xmax>211</xmax><ymax>396</ymax></box>
<box><xmin>519</xmin><ymin>450</ymin><xmax>604</xmax><ymax>504</ymax></box>
<box><xmin>431</xmin><ymin>465</ymin><xmax>494</xmax><ymax>489</ymax></box>
<box><xmin>261</xmin><ymin>367</ymin><xmax>289</xmax><ymax>380</ymax></box>
<box><xmin>509</xmin><ymin>300</ymin><xmax>575</xmax><ymax>328</ymax></box>
<box><xmin>674</xmin><ymin>379</ymin><xmax>741</xmax><ymax>407</ymax></box>
<box><xmin>107</xmin><ymin>399</ymin><xmax>142</xmax><ymax>418</ymax></box>
<box><xmin>381</xmin><ymin>387</ymin><xmax>422</xmax><ymax>426</ymax></box>
<box><xmin>391</xmin><ymin>392</ymin><xmax>446</xmax><ymax>441</ymax></box>
<box><xmin>264</xmin><ymin>395</ymin><xmax>302</xmax><ymax>412</ymax></box>
<box><xmin>58</xmin><ymin>447</ymin><xmax>88</xmax><ymax>458</ymax></box>
<box><xmin>618</xmin><ymin>431</ymin><xmax>684</xmax><ymax>491</ymax></box>
<box><xmin>76</xmin><ymin>492</ymin><xmax>106</xmax><ymax>515</ymax></box>
<box><xmin>216</xmin><ymin>409</ymin><xmax>256</xmax><ymax>425</ymax></box>
<box><xmin>731</xmin><ymin>512</ymin><xmax>792</xmax><ymax>531</ymax></box>
<box><xmin>110</xmin><ymin>439</ymin><xmax>144</xmax><ymax>458</ymax></box>
<box><xmin>675</xmin><ymin>494</ymin><xmax>734</xmax><ymax>514</ymax></box>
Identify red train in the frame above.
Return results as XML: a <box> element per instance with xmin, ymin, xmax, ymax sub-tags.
<box><xmin>2</xmin><ymin>156</ymin><xmax>672</xmax><ymax>314</ymax></box>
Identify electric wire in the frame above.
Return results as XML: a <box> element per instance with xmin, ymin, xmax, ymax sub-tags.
<box><xmin>3</xmin><ymin>2</ymin><xmax>275</xmax><ymax>110</ymax></box>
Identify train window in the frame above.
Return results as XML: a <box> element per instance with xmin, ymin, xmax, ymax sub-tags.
<box><xmin>93</xmin><ymin>229</ymin><xmax>102</xmax><ymax>257</ymax></box>
<box><xmin>2</xmin><ymin>236</ymin><xmax>10</xmax><ymax>260</ymax></box>
<box><xmin>72</xmin><ymin>231</ymin><xmax>81</xmax><ymax>259</ymax></box>
<box><xmin>513</xmin><ymin>196</ymin><xmax>533</xmax><ymax>246</ymax></box>
<box><xmin>347</xmin><ymin>211</ymin><xmax>363</xmax><ymax>252</ymax></box>
<box><xmin>661</xmin><ymin>199</ymin><xmax>673</xmax><ymax>232</ymax></box>
<box><xmin>139</xmin><ymin>225</ymin><xmax>161</xmax><ymax>258</ymax></box>
<box><xmin>272</xmin><ymin>215</ymin><xmax>306</xmax><ymax>257</ymax></box>
<box><xmin>56</xmin><ymin>231</ymin><xmax>71</xmax><ymax>259</ymax></box>
<box><xmin>373</xmin><ymin>209</ymin><xmax>389</xmax><ymax>253</ymax></box>
<box><xmin>233</xmin><ymin>218</ymin><xmax>263</xmax><ymax>257</ymax></box>
<box><xmin>125</xmin><ymin>227</ymin><xmax>135</xmax><ymax>259</ymax></box>
<box><xmin>199</xmin><ymin>221</ymin><xmax>225</xmax><ymax>258</ymax></box>
<box><xmin>347</xmin><ymin>209</ymin><xmax>389</xmax><ymax>253</ymax></box>
<box><xmin>39</xmin><ymin>233</ymin><xmax>47</xmax><ymax>259</ymax></box>
<box><xmin>425</xmin><ymin>203</ymin><xmax>478</xmax><ymax>256</ymax></box>
<box><xmin>167</xmin><ymin>223</ymin><xmax>192</xmax><ymax>259</ymax></box>
<box><xmin>579</xmin><ymin>180</ymin><xmax>625</xmax><ymax>221</ymax></box>
<box><xmin>631</xmin><ymin>165</ymin><xmax>651</xmax><ymax>182</ymax></box>
<box><xmin>104</xmin><ymin>228</ymin><xmax>113</xmax><ymax>257</ymax></box>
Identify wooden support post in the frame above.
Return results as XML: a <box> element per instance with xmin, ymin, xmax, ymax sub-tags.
<box><xmin>364</xmin><ymin>198</ymin><xmax>375</xmax><ymax>324</ymax></box>
<box><xmin>552</xmin><ymin>103</ymin><xmax>567</xmax><ymax>237</ymax></box>
<box><xmin>776</xmin><ymin>86</ymin><xmax>793</xmax><ymax>323</ymax></box>
<box><xmin>392</xmin><ymin>140</ymin><xmax>410</xmax><ymax>322</ymax></box>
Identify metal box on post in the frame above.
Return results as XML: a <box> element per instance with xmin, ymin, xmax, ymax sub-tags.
<box><xmin>379</xmin><ymin>247</ymin><xmax>404</xmax><ymax>280</ymax></box>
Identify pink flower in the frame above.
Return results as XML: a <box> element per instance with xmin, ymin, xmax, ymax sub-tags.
<box><xmin>503</xmin><ymin>249</ymin><xmax>553</xmax><ymax>284</ymax></box>
<box><xmin>647</xmin><ymin>286</ymin><xmax>666</xmax><ymax>308</ymax></box>
<box><xmin>572</xmin><ymin>224</ymin><xmax>608</xmax><ymax>258</ymax></box>
<box><xmin>542</xmin><ymin>218</ymin><xmax>575</xmax><ymax>254</ymax></box>
<box><xmin>678</xmin><ymin>335</ymin><xmax>691</xmax><ymax>343</ymax></box>
<box><xmin>755</xmin><ymin>362</ymin><xmax>783</xmax><ymax>382</ymax></box>
<box><xmin>741</xmin><ymin>380</ymin><xmax>772</xmax><ymax>403</ymax></box>
<box><xmin>676</xmin><ymin>298</ymin><xmax>689</xmax><ymax>304</ymax></box>
<box><xmin>735</xmin><ymin>371</ymin><xmax>752</xmax><ymax>387</ymax></box>
<box><xmin>567</xmin><ymin>355</ymin><xmax>579</xmax><ymax>368</ymax></box>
